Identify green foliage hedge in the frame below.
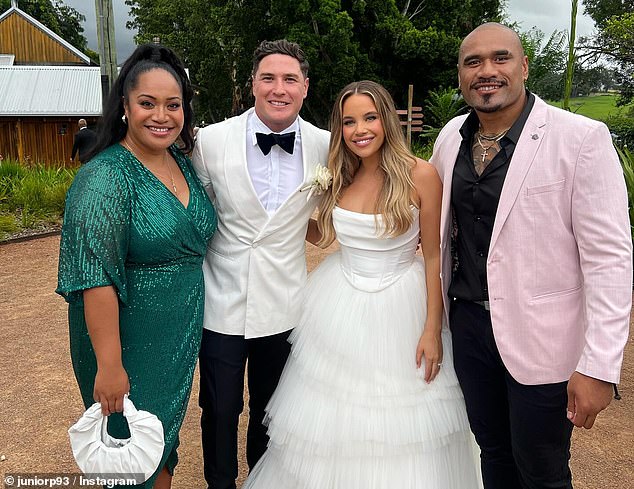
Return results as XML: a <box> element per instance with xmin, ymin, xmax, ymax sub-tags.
<box><xmin>0</xmin><ymin>160</ymin><xmax>76</xmax><ymax>240</ymax></box>
<box><xmin>605</xmin><ymin>113</ymin><xmax>634</xmax><ymax>148</ymax></box>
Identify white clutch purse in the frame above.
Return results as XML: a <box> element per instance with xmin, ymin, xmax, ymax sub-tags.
<box><xmin>68</xmin><ymin>395</ymin><xmax>165</xmax><ymax>483</ymax></box>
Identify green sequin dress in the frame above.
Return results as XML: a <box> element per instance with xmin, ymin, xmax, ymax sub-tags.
<box><xmin>56</xmin><ymin>143</ymin><xmax>217</xmax><ymax>487</ymax></box>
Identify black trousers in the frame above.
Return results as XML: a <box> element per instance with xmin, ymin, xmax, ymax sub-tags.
<box><xmin>198</xmin><ymin>329</ymin><xmax>292</xmax><ymax>489</ymax></box>
<box><xmin>450</xmin><ymin>299</ymin><xmax>574</xmax><ymax>489</ymax></box>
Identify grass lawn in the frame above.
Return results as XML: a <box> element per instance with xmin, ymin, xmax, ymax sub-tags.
<box><xmin>547</xmin><ymin>94</ymin><xmax>633</xmax><ymax>121</ymax></box>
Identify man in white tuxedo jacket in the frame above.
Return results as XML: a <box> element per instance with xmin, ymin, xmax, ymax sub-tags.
<box><xmin>430</xmin><ymin>24</ymin><xmax>631</xmax><ymax>489</ymax></box>
<box><xmin>192</xmin><ymin>40</ymin><xmax>330</xmax><ymax>489</ymax></box>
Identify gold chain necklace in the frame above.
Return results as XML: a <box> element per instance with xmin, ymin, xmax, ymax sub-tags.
<box><xmin>475</xmin><ymin>129</ymin><xmax>508</xmax><ymax>164</ymax></box>
<box><xmin>163</xmin><ymin>155</ymin><xmax>178</xmax><ymax>196</ymax></box>
<box><xmin>122</xmin><ymin>140</ymin><xmax>178</xmax><ymax>196</ymax></box>
<box><xmin>478</xmin><ymin>125</ymin><xmax>510</xmax><ymax>141</ymax></box>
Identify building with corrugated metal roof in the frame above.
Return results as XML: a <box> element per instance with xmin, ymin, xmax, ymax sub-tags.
<box><xmin>0</xmin><ymin>66</ymin><xmax>101</xmax><ymax>116</ymax></box>
<box><xmin>0</xmin><ymin>1</ymin><xmax>99</xmax><ymax>165</ymax></box>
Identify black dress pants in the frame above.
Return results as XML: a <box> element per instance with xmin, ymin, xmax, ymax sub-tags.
<box><xmin>198</xmin><ymin>328</ymin><xmax>292</xmax><ymax>489</ymax></box>
<box><xmin>450</xmin><ymin>299</ymin><xmax>574</xmax><ymax>489</ymax></box>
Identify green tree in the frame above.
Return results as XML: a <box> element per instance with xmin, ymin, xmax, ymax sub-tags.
<box><xmin>126</xmin><ymin>0</ymin><xmax>368</xmax><ymax>125</ymax></box>
<box><xmin>521</xmin><ymin>28</ymin><xmax>567</xmax><ymax>101</ymax></box>
<box><xmin>518</xmin><ymin>3</ymin><xmax>621</xmax><ymax>103</ymax></box>
<box><xmin>581</xmin><ymin>0</ymin><xmax>634</xmax><ymax>103</ymax></box>
<box><xmin>598</xmin><ymin>13</ymin><xmax>634</xmax><ymax>102</ymax></box>
<box><xmin>126</xmin><ymin>0</ymin><xmax>504</xmax><ymax>125</ymax></box>
<box><xmin>0</xmin><ymin>0</ymin><xmax>88</xmax><ymax>53</ymax></box>
<box><xmin>269</xmin><ymin>0</ymin><xmax>372</xmax><ymax>126</ymax></box>
<box><xmin>572</xmin><ymin>64</ymin><xmax>617</xmax><ymax>95</ymax></box>
<box><xmin>350</xmin><ymin>0</ymin><xmax>503</xmax><ymax>108</ymax></box>
<box><xmin>127</xmin><ymin>0</ymin><xmax>242</xmax><ymax>122</ymax></box>
<box><xmin>582</xmin><ymin>0</ymin><xmax>633</xmax><ymax>27</ymax></box>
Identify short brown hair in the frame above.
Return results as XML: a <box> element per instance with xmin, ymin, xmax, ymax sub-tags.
<box><xmin>252</xmin><ymin>39</ymin><xmax>309</xmax><ymax>79</ymax></box>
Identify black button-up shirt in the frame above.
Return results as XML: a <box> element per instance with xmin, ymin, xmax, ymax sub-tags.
<box><xmin>449</xmin><ymin>91</ymin><xmax>535</xmax><ymax>301</ymax></box>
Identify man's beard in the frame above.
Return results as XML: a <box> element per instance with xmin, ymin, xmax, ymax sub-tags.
<box><xmin>472</xmin><ymin>93</ymin><xmax>502</xmax><ymax>113</ymax></box>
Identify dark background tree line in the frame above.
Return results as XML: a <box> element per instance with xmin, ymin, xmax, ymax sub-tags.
<box><xmin>121</xmin><ymin>0</ymin><xmax>634</xmax><ymax>129</ymax></box>
<box><xmin>5</xmin><ymin>0</ymin><xmax>633</xmax><ymax>239</ymax></box>
<box><xmin>4</xmin><ymin>0</ymin><xmax>633</xmax><ymax>133</ymax></box>
<box><xmin>580</xmin><ymin>0</ymin><xmax>633</xmax><ymax>105</ymax></box>
<box><xmin>122</xmin><ymin>0</ymin><xmax>502</xmax><ymax>126</ymax></box>
<box><xmin>521</xmin><ymin>27</ymin><xmax>618</xmax><ymax>102</ymax></box>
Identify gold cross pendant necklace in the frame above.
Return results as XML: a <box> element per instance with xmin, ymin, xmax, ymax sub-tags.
<box><xmin>476</xmin><ymin>128</ymin><xmax>509</xmax><ymax>164</ymax></box>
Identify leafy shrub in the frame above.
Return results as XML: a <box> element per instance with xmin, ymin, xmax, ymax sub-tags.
<box><xmin>11</xmin><ymin>175</ymin><xmax>47</xmax><ymax>212</ymax></box>
<box><xmin>9</xmin><ymin>167</ymin><xmax>74</xmax><ymax>214</ymax></box>
<box><xmin>0</xmin><ymin>213</ymin><xmax>18</xmax><ymax>238</ymax></box>
<box><xmin>45</xmin><ymin>181</ymin><xmax>72</xmax><ymax>215</ymax></box>
<box><xmin>0</xmin><ymin>159</ymin><xmax>27</xmax><ymax>180</ymax></box>
<box><xmin>411</xmin><ymin>139</ymin><xmax>434</xmax><ymax>160</ymax></box>
<box><xmin>422</xmin><ymin>87</ymin><xmax>468</xmax><ymax>142</ymax></box>
<box><xmin>0</xmin><ymin>162</ymin><xmax>76</xmax><ymax>239</ymax></box>
<box><xmin>0</xmin><ymin>160</ymin><xmax>26</xmax><ymax>207</ymax></box>
<box><xmin>0</xmin><ymin>179</ymin><xmax>8</xmax><ymax>205</ymax></box>
<box><xmin>605</xmin><ymin>114</ymin><xmax>634</xmax><ymax>148</ymax></box>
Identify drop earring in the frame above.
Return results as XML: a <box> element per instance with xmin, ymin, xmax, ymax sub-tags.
<box><xmin>122</xmin><ymin>114</ymin><xmax>127</xmax><ymax>124</ymax></box>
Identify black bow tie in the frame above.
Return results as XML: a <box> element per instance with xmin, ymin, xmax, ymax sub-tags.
<box><xmin>256</xmin><ymin>131</ymin><xmax>296</xmax><ymax>155</ymax></box>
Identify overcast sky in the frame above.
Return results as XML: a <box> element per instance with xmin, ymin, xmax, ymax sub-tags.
<box><xmin>507</xmin><ymin>0</ymin><xmax>596</xmax><ymax>39</ymax></box>
<box><xmin>58</xmin><ymin>0</ymin><xmax>596</xmax><ymax>63</ymax></box>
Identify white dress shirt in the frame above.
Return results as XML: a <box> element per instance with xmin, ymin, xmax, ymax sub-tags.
<box><xmin>246</xmin><ymin>112</ymin><xmax>304</xmax><ymax>214</ymax></box>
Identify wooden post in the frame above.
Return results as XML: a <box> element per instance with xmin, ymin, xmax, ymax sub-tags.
<box><xmin>15</xmin><ymin>119</ymin><xmax>24</xmax><ymax>163</ymax></box>
<box><xmin>406</xmin><ymin>84</ymin><xmax>414</xmax><ymax>147</ymax></box>
<box><xmin>397</xmin><ymin>85</ymin><xmax>424</xmax><ymax>149</ymax></box>
<box><xmin>95</xmin><ymin>0</ymin><xmax>118</xmax><ymax>108</ymax></box>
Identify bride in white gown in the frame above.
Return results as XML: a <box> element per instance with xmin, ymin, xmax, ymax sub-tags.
<box><xmin>243</xmin><ymin>80</ymin><xmax>481</xmax><ymax>489</ymax></box>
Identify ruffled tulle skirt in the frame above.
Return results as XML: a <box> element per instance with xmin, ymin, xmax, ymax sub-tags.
<box><xmin>243</xmin><ymin>252</ymin><xmax>481</xmax><ymax>489</ymax></box>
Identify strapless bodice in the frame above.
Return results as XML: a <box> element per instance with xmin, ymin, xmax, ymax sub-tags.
<box><xmin>333</xmin><ymin>206</ymin><xmax>421</xmax><ymax>292</ymax></box>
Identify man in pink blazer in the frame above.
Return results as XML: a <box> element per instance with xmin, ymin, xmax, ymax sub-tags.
<box><xmin>430</xmin><ymin>23</ymin><xmax>631</xmax><ymax>489</ymax></box>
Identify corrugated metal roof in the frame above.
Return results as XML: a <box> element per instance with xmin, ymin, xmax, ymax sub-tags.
<box><xmin>0</xmin><ymin>65</ymin><xmax>102</xmax><ymax>116</ymax></box>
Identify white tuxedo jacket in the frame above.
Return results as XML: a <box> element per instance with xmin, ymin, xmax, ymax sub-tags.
<box><xmin>431</xmin><ymin>96</ymin><xmax>632</xmax><ymax>385</ymax></box>
<box><xmin>192</xmin><ymin>108</ymin><xmax>330</xmax><ymax>338</ymax></box>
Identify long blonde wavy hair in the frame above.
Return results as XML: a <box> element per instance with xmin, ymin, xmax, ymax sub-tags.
<box><xmin>317</xmin><ymin>80</ymin><xmax>417</xmax><ymax>248</ymax></box>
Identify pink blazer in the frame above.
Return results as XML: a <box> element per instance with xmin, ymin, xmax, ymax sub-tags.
<box><xmin>431</xmin><ymin>96</ymin><xmax>632</xmax><ymax>385</ymax></box>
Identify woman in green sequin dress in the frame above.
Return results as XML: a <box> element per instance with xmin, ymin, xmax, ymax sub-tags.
<box><xmin>56</xmin><ymin>45</ymin><xmax>216</xmax><ymax>489</ymax></box>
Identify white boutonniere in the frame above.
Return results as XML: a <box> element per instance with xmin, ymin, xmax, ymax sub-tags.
<box><xmin>300</xmin><ymin>165</ymin><xmax>332</xmax><ymax>200</ymax></box>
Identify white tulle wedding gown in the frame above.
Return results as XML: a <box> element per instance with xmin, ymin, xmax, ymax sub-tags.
<box><xmin>243</xmin><ymin>206</ymin><xmax>482</xmax><ymax>489</ymax></box>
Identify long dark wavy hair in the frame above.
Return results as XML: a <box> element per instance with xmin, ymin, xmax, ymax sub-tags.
<box><xmin>84</xmin><ymin>44</ymin><xmax>195</xmax><ymax>162</ymax></box>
